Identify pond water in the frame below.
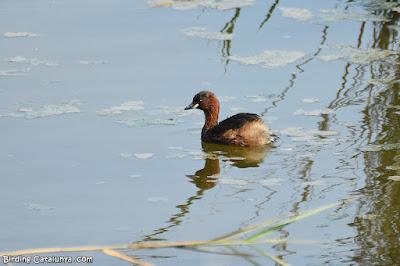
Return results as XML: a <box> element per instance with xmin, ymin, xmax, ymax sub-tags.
<box><xmin>1</xmin><ymin>0</ymin><xmax>400</xmax><ymax>265</ymax></box>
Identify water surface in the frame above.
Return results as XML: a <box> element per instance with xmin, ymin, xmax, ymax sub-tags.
<box><xmin>1</xmin><ymin>0</ymin><xmax>400</xmax><ymax>265</ymax></box>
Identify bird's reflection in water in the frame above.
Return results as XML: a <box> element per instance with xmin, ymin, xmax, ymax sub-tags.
<box><xmin>187</xmin><ymin>142</ymin><xmax>272</xmax><ymax>190</ymax></box>
<box><xmin>138</xmin><ymin>142</ymin><xmax>273</xmax><ymax>242</ymax></box>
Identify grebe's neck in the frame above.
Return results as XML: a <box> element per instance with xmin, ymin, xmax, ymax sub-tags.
<box><xmin>203</xmin><ymin>96</ymin><xmax>219</xmax><ymax>129</ymax></box>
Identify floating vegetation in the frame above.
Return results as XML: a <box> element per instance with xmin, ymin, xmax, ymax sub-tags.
<box><xmin>294</xmin><ymin>109</ymin><xmax>335</xmax><ymax>116</ymax></box>
<box><xmin>319</xmin><ymin>54</ymin><xmax>348</xmax><ymax>62</ymax></box>
<box><xmin>319</xmin><ymin>9</ymin><xmax>390</xmax><ymax>23</ymax></box>
<box><xmin>302</xmin><ymin>98</ymin><xmax>321</xmax><ymax>103</ymax></box>
<box><xmin>362</xmin><ymin>143</ymin><xmax>400</xmax><ymax>151</ymax></box>
<box><xmin>280</xmin><ymin>127</ymin><xmax>340</xmax><ymax>145</ymax></box>
<box><xmin>364</xmin><ymin>78</ymin><xmax>400</xmax><ymax>85</ymax></box>
<box><xmin>301</xmin><ymin>180</ymin><xmax>328</xmax><ymax>187</ymax></box>
<box><xmin>355</xmin><ymin>0</ymin><xmax>399</xmax><ymax>10</ymax></box>
<box><xmin>259</xmin><ymin>178</ymin><xmax>285</xmax><ymax>187</ymax></box>
<box><xmin>134</xmin><ymin>153</ymin><xmax>153</xmax><ymax>159</ymax></box>
<box><xmin>278</xmin><ymin>7</ymin><xmax>313</xmax><ymax>21</ymax></box>
<box><xmin>147</xmin><ymin>197</ymin><xmax>168</xmax><ymax>202</ymax></box>
<box><xmin>97</xmin><ymin>101</ymin><xmax>144</xmax><ymax>116</ymax></box>
<box><xmin>152</xmin><ymin>106</ymin><xmax>199</xmax><ymax>117</ymax></box>
<box><xmin>281</xmin><ymin>127</ymin><xmax>340</xmax><ymax>137</ymax></box>
<box><xmin>182</xmin><ymin>27</ymin><xmax>234</xmax><ymax>40</ymax></box>
<box><xmin>79</xmin><ymin>60</ymin><xmax>108</xmax><ymax>65</ymax></box>
<box><xmin>119</xmin><ymin>152</ymin><xmax>132</xmax><ymax>158</ymax></box>
<box><xmin>24</xmin><ymin>101</ymin><xmax>82</xmax><ymax>119</ymax></box>
<box><xmin>0</xmin><ymin>199</ymin><xmax>358</xmax><ymax>266</ymax></box>
<box><xmin>386</xmin><ymin>165</ymin><xmax>400</xmax><ymax>170</ymax></box>
<box><xmin>167</xmin><ymin>146</ymin><xmax>184</xmax><ymax>150</ymax></box>
<box><xmin>387</xmin><ymin>25</ymin><xmax>400</xmax><ymax>31</ymax></box>
<box><xmin>320</xmin><ymin>45</ymin><xmax>400</xmax><ymax>64</ymax></box>
<box><xmin>229</xmin><ymin>50</ymin><xmax>306</xmax><ymax>69</ymax></box>
<box><xmin>166</xmin><ymin>154</ymin><xmax>187</xmax><ymax>159</ymax></box>
<box><xmin>389</xmin><ymin>176</ymin><xmax>400</xmax><ymax>181</ymax></box>
<box><xmin>27</xmin><ymin>203</ymin><xmax>54</xmax><ymax>211</ymax></box>
<box><xmin>0</xmin><ymin>100</ymin><xmax>82</xmax><ymax>119</ymax></box>
<box><xmin>3</xmin><ymin>32</ymin><xmax>39</xmax><ymax>37</ymax></box>
<box><xmin>214</xmin><ymin>178</ymin><xmax>250</xmax><ymax>185</ymax></box>
<box><xmin>0</xmin><ymin>69</ymin><xmax>22</xmax><ymax>76</ymax></box>
<box><xmin>149</xmin><ymin>0</ymin><xmax>256</xmax><ymax>10</ymax></box>
<box><xmin>118</xmin><ymin>117</ymin><xmax>178</xmax><ymax>126</ymax></box>
<box><xmin>6</xmin><ymin>56</ymin><xmax>58</xmax><ymax>66</ymax></box>
<box><xmin>362</xmin><ymin>214</ymin><xmax>380</xmax><ymax>220</ymax></box>
<box><xmin>6</xmin><ymin>56</ymin><xmax>29</xmax><ymax>63</ymax></box>
<box><xmin>246</xmin><ymin>94</ymin><xmax>275</xmax><ymax>102</ymax></box>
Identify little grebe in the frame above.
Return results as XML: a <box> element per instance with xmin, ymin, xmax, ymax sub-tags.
<box><xmin>185</xmin><ymin>91</ymin><xmax>276</xmax><ymax>147</ymax></box>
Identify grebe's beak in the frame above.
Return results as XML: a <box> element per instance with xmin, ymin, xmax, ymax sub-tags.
<box><xmin>185</xmin><ymin>102</ymin><xmax>199</xmax><ymax>110</ymax></box>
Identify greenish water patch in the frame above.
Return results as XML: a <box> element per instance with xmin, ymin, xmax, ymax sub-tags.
<box><xmin>320</xmin><ymin>45</ymin><xmax>400</xmax><ymax>64</ymax></box>
<box><xmin>278</xmin><ymin>7</ymin><xmax>312</xmax><ymax>21</ymax></box>
<box><xmin>96</xmin><ymin>101</ymin><xmax>144</xmax><ymax>116</ymax></box>
<box><xmin>389</xmin><ymin>176</ymin><xmax>400</xmax><ymax>181</ymax></box>
<box><xmin>118</xmin><ymin>117</ymin><xmax>178</xmax><ymax>126</ymax></box>
<box><xmin>0</xmin><ymin>100</ymin><xmax>82</xmax><ymax>119</ymax></box>
<box><xmin>294</xmin><ymin>109</ymin><xmax>335</xmax><ymax>116</ymax></box>
<box><xmin>355</xmin><ymin>0</ymin><xmax>399</xmax><ymax>11</ymax></box>
<box><xmin>149</xmin><ymin>0</ymin><xmax>256</xmax><ymax>10</ymax></box>
<box><xmin>3</xmin><ymin>32</ymin><xmax>39</xmax><ymax>37</ymax></box>
<box><xmin>182</xmin><ymin>27</ymin><xmax>234</xmax><ymax>40</ymax></box>
<box><xmin>302</xmin><ymin>98</ymin><xmax>321</xmax><ymax>103</ymax></box>
<box><xmin>229</xmin><ymin>50</ymin><xmax>306</xmax><ymax>69</ymax></box>
<box><xmin>134</xmin><ymin>153</ymin><xmax>153</xmax><ymax>159</ymax></box>
<box><xmin>319</xmin><ymin>9</ymin><xmax>390</xmax><ymax>23</ymax></box>
<box><xmin>362</xmin><ymin>143</ymin><xmax>400</xmax><ymax>151</ymax></box>
<box><xmin>6</xmin><ymin>56</ymin><xmax>58</xmax><ymax>66</ymax></box>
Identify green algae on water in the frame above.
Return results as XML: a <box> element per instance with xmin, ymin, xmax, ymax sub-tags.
<box><xmin>355</xmin><ymin>0</ymin><xmax>399</xmax><ymax>11</ymax></box>
<box><xmin>229</xmin><ymin>50</ymin><xmax>306</xmax><ymax>69</ymax></box>
<box><xmin>118</xmin><ymin>117</ymin><xmax>178</xmax><ymax>126</ymax></box>
<box><xmin>302</xmin><ymin>98</ymin><xmax>321</xmax><ymax>103</ymax></box>
<box><xmin>362</xmin><ymin>143</ymin><xmax>400</xmax><ymax>151</ymax></box>
<box><xmin>7</xmin><ymin>100</ymin><xmax>83</xmax><ymax>119</ymax></box>
<box><xmin>4</xmin><ymin>32</ymin><xmax>39</xmax><ymax>37</ymax></box>
<box><xmin>134</xmin><ymin>153</ymin><xmax>153</xmax><ymax>159</ymax></box>
<box><xmin>318</xmin><ymin>9</ymin><xmax>390</xmax><ymax>23</ymax></box>
<box><xmin>149</xmin><ymin>0</ymin><xmax>255</xmax><ymax>10</ymax></box>
<box><xmin>119</xmin><ymin>153</ymin><xmax>132</xmax><ymax>158</ymax></box>
<box><xmin>389</xmin><ymin>176</ymin><xmax>400</xmax><ymax>181</ymax></box>
<box><xmin>182</xmin><ymin>27</ymin><xmax>234</xmax><ymax>40</ymax></box>
<box><xmin>278</xmin><ymin>7</ymin><xmax>313</xmax><ymax>21</ymax></box>
<box><xmin>97</xmin><ymin>101</ymin><xmax>144</xmax><ymax>116</ymax></box>
<box><xmin>320</xmin><ymin>45</ymin><xmax>400</xmax><ymax>64</ymax></box>
<box><xmin>294</xmin><ymin>109</ymin><xmax>335</xmax><ymax>116</ymax></box>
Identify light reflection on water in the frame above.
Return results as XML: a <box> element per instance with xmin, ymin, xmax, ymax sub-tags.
<box><xmin>1</xmin><ymin>0</ymin><xmax>400</xmax><ymax>265</ymax></box>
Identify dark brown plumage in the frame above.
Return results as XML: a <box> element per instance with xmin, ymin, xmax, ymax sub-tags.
<box><xmin>185</xmin><ymin>91</ymin><xmax>276</xmax><ymax>146</ymax></box>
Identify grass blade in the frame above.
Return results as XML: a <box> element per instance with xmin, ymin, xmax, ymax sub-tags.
<box><xmin>247</xmin><ymin>201</ymin><xmax>341</xmax><ymax>241</ymax></box>
<box><xmin>102</xmin><ymin>249</ymin><xmax>153</xmax><ymax>266</ymax></box>
<box><xmin>250</xmin><ymin>245</ymin><xmax>289</xmax><ymax>266</ymax></box>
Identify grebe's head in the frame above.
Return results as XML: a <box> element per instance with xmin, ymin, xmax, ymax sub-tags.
<box><xmin>185</xmin><ymin>91</ymin><xmax>217</xmax><ymax>111</ymax></box>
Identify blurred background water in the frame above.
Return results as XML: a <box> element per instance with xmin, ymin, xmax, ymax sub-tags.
<box><xmin>2</xmin><ymin>0</ymin><xmax>400</xmax><ymax>265</ymax></box>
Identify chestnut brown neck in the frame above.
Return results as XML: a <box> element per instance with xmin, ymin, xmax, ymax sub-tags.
<box><xmin>202</xmin><ymin>96</ymin><xmax>219</xmax><ymax>129</ymax></box>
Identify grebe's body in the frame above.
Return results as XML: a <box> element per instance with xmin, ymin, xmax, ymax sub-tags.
<box><xmin>185</xmin><ymin>91</ymin><xmax>276</xmax><ymax>147</ymax></box>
